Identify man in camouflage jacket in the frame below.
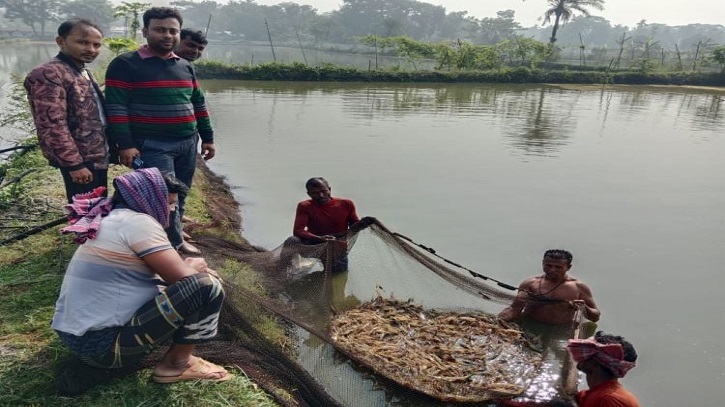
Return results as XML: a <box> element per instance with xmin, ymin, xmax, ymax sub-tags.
<box><xmin>24</xmin><ymin>18</ymin><xmax>109</xmax><ymax>202</ymax></box>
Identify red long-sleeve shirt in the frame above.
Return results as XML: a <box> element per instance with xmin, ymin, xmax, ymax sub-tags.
<box><xmin>293</xmin><ymin>197</ymin><xmax>359</xmax><ymax>241</ymax></box>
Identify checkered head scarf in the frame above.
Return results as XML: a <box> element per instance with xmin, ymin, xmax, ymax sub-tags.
<box><xmin>567</xmin><ymin>337</ymin><xmax>636</xmax><ymax>378</ymax></box>
<box><xmin>61</xmin><ymin>168</ymin><xmax>170</xmax><ymax>243</ymax></box>
<box><xmin>61</xmin><ymin>186</ymin><xmax>113</xmax><ymax>243</ymax></box>
<box><xmin>113</xmin><ymin>168</ymin><xmax>170</xmax><ymax>228</ymax></box>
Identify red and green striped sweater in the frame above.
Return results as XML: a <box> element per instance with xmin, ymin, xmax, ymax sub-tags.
<box><xmin>105</xmin><ymin>48</ymin><xmax>213</xmax><ymax>150</ymax></box>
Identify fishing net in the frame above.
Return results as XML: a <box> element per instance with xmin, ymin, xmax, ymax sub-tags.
<box><xmin>44</xmin><ymin>166</ymin><xmax>585</xmax><ymax>406</ymax></box>
<box><xmin>191</xmin><ymin>213</ymin><xmax>588</xmax><ymax>407</ymax></box>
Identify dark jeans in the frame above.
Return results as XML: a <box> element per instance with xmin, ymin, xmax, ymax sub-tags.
<box><xmin>136</xmin><ymin>134</ymin><xmax>199</xmax><ymax>248</ymax></box>
<box><xmin>59</xmin><ymin>166</ymin><xmax>108</xmax><ymax>203</ymax></box>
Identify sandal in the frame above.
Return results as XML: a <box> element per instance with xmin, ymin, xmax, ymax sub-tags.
<box><xmin>177</xmin><ymin>241</ymin><xmax>201</xmax><ymax>255</ymax></box>
<box><xmin>153</xmin><ymin>357</ymin><xmax>231</xmax><ymax>383</ymax></box>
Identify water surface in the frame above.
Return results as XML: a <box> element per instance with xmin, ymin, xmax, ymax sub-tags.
<box><xmin>202</xmin><ymin>80</ymin><xmax>725</xmax><ymax>406</ymax></box>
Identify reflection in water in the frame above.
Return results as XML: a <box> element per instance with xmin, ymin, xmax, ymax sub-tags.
<box><xmin>598</xmin><ymin>88</ymin><xmax>614</xmax><ymax>134</ymax></box>
<box><xmin>688</xmin><ymin>94</ymin><xmax>722</xmax><ymax>130</ymax></box>
<box><xmin>200</xmin><ymin>81</ymin><xmax>724</xmax><ymax>407</ymax></box>
<box><xmin>0</xmin><ymin>43</ymin><xmax>56</xmax><ymax>127</ymax></box>
<box><xmin>504</xmin><ymin>88</ymin><xmax>577</xmax><ymax>157</ymax></box>
<box><xmin>203</xmin><ymin>81</ymin><xmax>723</xmax><ymax>163</ymax></box>
<box><xmin>0</xmin><ymin>44</ymin><xmax>55</xmax><ymax>146</ymax></box>
<box><xmin>0</xmin><ymin>43</ymin><xmax>105</xmax><ymax>147</ymax></box>
<box><xmin>208</xmin><ymin>81</ymin><xmax>581</xmax><ymax>155</ymax></box>
<box><xmin>0</xmin><ymin>43</ymin><xmax>55</xmax><ymax>79</ymax></box>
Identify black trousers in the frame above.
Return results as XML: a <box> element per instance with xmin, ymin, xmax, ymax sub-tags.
<box><xmin>59</xmin><ymin>166</ymin><xmax>108</xmax><ymax>203</ymax></box>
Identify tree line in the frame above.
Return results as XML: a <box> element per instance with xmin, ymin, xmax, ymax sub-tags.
<box><xmin>1</xmin><ymin>0</ymin><xmax>723</xmax><ymax>72</ymax></box>
<box><xmin>0</xmin><ymin>0</ymin><xmax>723</xmax><ymax>45</ymax></box>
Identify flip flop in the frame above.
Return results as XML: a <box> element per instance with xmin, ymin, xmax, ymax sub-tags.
<box><xmin>153</xmin><ymin>357</ymin><xmax>231</xmax><ymax>383</ymax></box>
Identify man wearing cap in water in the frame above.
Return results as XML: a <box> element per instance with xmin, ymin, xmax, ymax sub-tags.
<box><xmin>567</xmin><ymin>331</ymin><xmax>640</xmax><ymax>406</ymax></box>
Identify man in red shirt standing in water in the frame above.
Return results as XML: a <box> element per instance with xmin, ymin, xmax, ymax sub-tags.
<box><xmin>282</xmin><ymin>177</ymin><xmax>373</xmax><ymax>272</ymax></box>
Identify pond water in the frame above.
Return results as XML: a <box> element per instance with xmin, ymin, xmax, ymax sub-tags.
<box><xmin>201</xmin><ymin>80</ymin><xmax>725</xmax><ymax>407</ymax></box>
<box><xmin>2</xmin><ymin>42</ymin><xmax>724</xmax><ymax>406</ymax></box>
<box><xmin>0</xmin><ymin>42</ymin><xmax>417</xmax><ymax>148</ymax></box>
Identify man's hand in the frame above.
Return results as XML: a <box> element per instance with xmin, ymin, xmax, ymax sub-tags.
<box><xmin>119</xmin><ymin>148</ymin><xmax>141</xmax><ymax>168</ymax></box>
<box><xmin>201</xmin><ymin>143</ymin><xmax>216</xmax><ymax>161</ymax></box>
<box><xmin>569</xmin><ymin>299</ymin><xmax>599</xmax><ymax>322</ymax></box>
<box><xmin>184</xmin><ymin>257</ymin><xmax>221</xmax><ymax>280</ymax></box>
<box><xmin>349</xmin><ymin>216</ymin><xmax>377</xmax><ymax>233</ymax></box>
<box><xmin>184</xmin><ymin>257</ymin><xmax>208</xmax><ymax>272</ymax></box>
<box><xmin>203</xmin><ymin>267</ymin><xmax>221</xmax><ymax>280</ymax></box>
<box><xmin>69</xmin><ymin>167</ymin><xmax>93</xmax><ymax>184</ymax></box>
<box><xmin>569</xmin><ymin>299</ymin><xmax>586</xmax><ymax>309</ymax></box>
<box><xmin>497</xmin><ymin>307</ymin><xmax>518</xmax><ymax>322</ymax></box>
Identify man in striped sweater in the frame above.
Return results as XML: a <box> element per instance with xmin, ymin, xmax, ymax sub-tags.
<box><xmin>105</xmin><ymin>7</ymin><xmax>214</xmax><ymax>255</ymax></box>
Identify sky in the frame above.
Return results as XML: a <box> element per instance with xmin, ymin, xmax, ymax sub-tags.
<box><xmin>249</xmin><ymin>0</ymin><xmax>725</xmax><ymax>28</ymax></box>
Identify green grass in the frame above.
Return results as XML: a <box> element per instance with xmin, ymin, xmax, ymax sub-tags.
<box><xmin>0</xmin><ymin>144</ymin><xmax>278</xmax><ymax>406</ymax></box>
<box><xmin>0</xmin><ymin>220</ymin><xmax>277</xmax><ymax>407</ymax></box>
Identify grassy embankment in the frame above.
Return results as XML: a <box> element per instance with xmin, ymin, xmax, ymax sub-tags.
<box><xmin>194</xmin><ymin>60</ymin><xmax>725</xmax><ymax>86</ymax></box>
<box><xmin>0</xmin><ymin>146</ymin><xmax>278</xmax><ymax>406</ymax></box>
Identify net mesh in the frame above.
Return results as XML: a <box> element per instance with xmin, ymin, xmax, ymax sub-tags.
<box><xmin>190</xmin><ymin>218</ymin><xmax>587</xmax><ymax>407</ymax></box>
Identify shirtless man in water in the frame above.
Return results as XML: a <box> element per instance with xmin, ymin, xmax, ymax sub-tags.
<box><xmin>498</xmin><ymin>250</ymin><xmax>600</xmax><ymax>325</ymax></box>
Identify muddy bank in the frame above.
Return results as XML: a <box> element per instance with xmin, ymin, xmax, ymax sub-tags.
<box><xmin>185</xmin><ymin>160</ymin><xmax>338</xmax><ymax>407</ymax></box>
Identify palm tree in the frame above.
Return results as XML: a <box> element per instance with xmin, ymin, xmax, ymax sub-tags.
<box><xmin>543</xmin><ymin>0</ymin><xmax>605</xmax><ymax>44</ymax></box>
<box><xmin>104</xmin><ymin>37</ymin><xmax>140</xmax><ymax>56</ymax></box>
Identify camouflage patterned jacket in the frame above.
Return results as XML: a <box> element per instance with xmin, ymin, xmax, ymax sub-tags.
<box><xmin>24</xmin><ymin>52</ymin><xmax>108</xmax><ymax>171</ymax></box>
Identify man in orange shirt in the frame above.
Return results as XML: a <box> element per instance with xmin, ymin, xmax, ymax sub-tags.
<box><xmin>567</xmin><ymin>331</ymin><xmax>640</xmax><ymax>407</ymax></box>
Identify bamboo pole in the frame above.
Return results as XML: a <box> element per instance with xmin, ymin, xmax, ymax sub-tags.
<box><xmin>675</xmin><ymin>44</ymin><xmax>683</xmax><ymax>71</ymax></box>
<box><xmin>0</xmin><ymin>144</ymin><xmax>36</xmax><ymax>155</ymax></box>
<box><xmin>294</xmin><ymin>27</ymin><xmax>308</xmax><ymax>65</ymax></box>
<box><xmin>0</xmin><ymin>216</ymin><xmax>67</xmax><ymax>246</ymax></box>
<box><xmin>0</xmin><ymin>168</ymin><xmax>36</xmax><ymax>190</ymax></box>
<box><xmin>692</xmin><ymin>41</ymin><xmax>702</xmax><ymax>72</ymax></box>
<box><xmin>264</xmin><ymin>18</ymin><xmax>276</xmax><ymax>62</ymax></box>
<box><xmin>205</xmin><ymin>14</ymin><xmax>212</xmax><ymax>36</ymax></box>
